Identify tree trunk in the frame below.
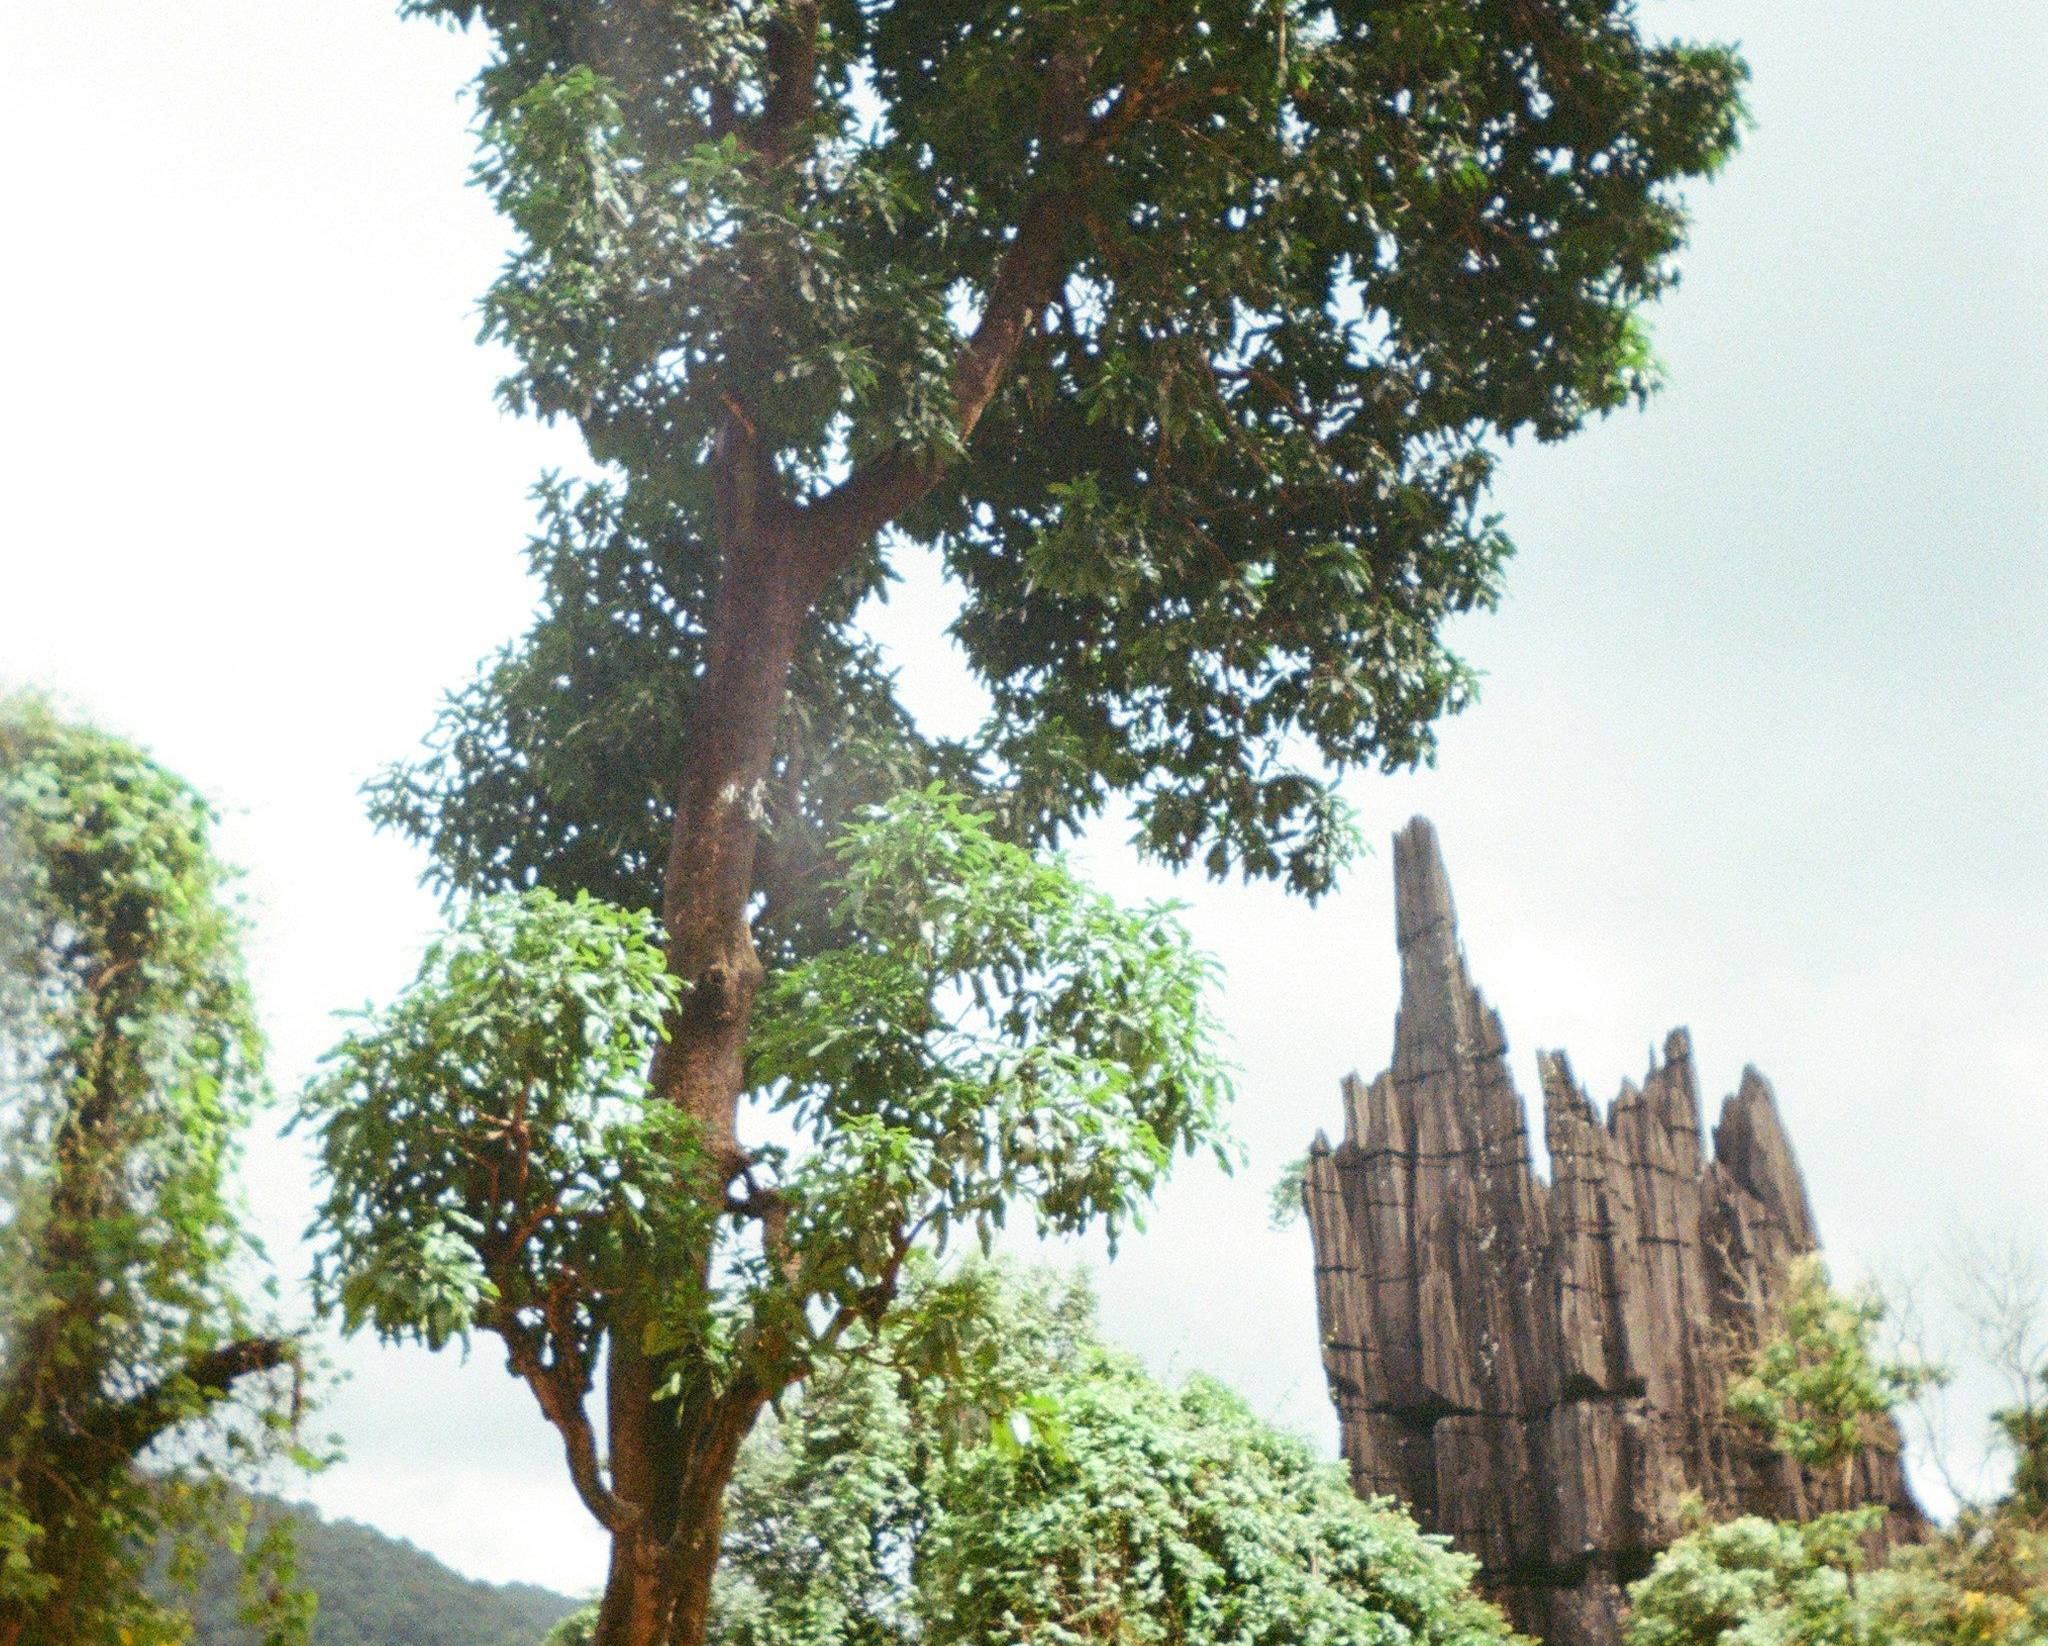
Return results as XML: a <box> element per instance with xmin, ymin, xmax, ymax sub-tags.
<box><xmin>664</xmin><ymin>1489</ymin><xmax>731</xmax><ymax>1646</ymax></box>
<box><xmin>573</xmin><ymin>86</ymin><xmax>1082</xmax><ymax>1621</ymax></box>
<box><xmin>664</xmin><ymin>1394</ymin><xmax>762</xmax><ymax>1646</ymax></box>
<box><xmin>585</xmin><ymin>503</ymin><xmax>829</xmax><ymax>1646</ymax></box>
<box><xmin>591</xmin><ymin>1528</ymin><xmax>675</xmax><ymax>1646</ymax></box>
<box><xmin>586</xmin><ymin>1391</ymin><xmax>762</xmax><ymax>1646</ymax></box>
<box><xmin>650</xmin><ymin>521</ymin><xmax>815</xmax><ymax>1154</ymax></box>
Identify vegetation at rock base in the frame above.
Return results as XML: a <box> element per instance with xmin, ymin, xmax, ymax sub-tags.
<box><xmin>327</xmin><ymin>3</ymin><xmax>1749</xmax><ymax>1639</ymax></box>
<box><xmin>1625</xmin><ymin>1264</ymin><xmax>2048</xmax><ymax>1646</ymax></box>
<box><xmin>0</xmin><ymin>695</ymin><xmax>315</xmax><ymax>1646</ymax></box>
<box><xmin>538</xmin><ymin>1262</ymin><xmax>1517</xmax><ymax>1646</ymax></box>
<box><xmin>1726</xmin><ymin>1256</ymin><xmax>1944</xmax><ymax>1515</ymax></box>
<box><xmin>1625</xmin><ymin>1508</ymin><xmax>2047</xmax><ymax>1646</ymax></box>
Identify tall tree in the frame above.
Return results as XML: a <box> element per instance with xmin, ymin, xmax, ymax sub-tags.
<box><xmin>0</xmin><ymin>696</ymin><xmax>310</xmax><ymax>1646</ymax></box>
<box><xmin>330</xmin><ymin>5</ymin><xmax>1746</xmax><ymax>1643</ymax></box>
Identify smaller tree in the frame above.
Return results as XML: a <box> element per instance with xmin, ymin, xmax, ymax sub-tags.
<box><xmin>1937</xmin><ymin>1250</ymin><xmax>2048</xmax><ymax>1630</ymax></box>
<box><xmin>0</xmin><ymin>695</ymin><xmax>313</xmax><ymax>1646</ymax></box>
<box><xmin>1993</xmin><ymin>1372</ymin><xmax>2048</xmax><ymax>1523</ymax></box>
<box><xmin>303</xmin><ymin>789</ymin><xmax>1232</xmax><ymax>1642</ymax></box>
<box><xmin>1728</xmin><ymin>1257</ymin><xmax>1939</xmax><ymax>1516</ymax></box>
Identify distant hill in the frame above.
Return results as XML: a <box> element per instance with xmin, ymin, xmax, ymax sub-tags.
<box><xmin>164</xmin><ymin>1497</ymin><xmax>582</xmax><ymax>1646</ymax></box>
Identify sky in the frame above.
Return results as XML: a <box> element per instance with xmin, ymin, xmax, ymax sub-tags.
<box><xmin>2</xmin><ymin>0</ymin><xmax>2043</xmax><ymax>1600</ymax></box>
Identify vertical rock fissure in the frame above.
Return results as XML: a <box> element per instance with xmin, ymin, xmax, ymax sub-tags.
<box><xmin>1302</xmin><ymin>819</ymin><xmax>1922</xmax><ymax>1646</ymax></box>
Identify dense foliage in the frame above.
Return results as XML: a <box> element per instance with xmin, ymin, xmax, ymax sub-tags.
<box><xmin>0</xmin><ymin>696</ymin><xmax>310</xmax><ymax>1646</ymax></box>
<box><xmin>306</xmin><ymin>787</ymin><xmax>1227</xmax><ymax>1376</ymax></box>
<box><xmin>303</xmin><ymin>792</ymin><xmax>1228</xmax><ymax>1572</ymax></box>
<box><xmin>541</xmin><ymin>1264</ymin><xmax>1516</xmax><ymax>1646</ymax></box>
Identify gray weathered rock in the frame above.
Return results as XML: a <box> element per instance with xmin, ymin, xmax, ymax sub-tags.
<box><xmin>1304</xmin><ymin>819</ymin><xmax>1921</xmax><ymax>1646</ymax></box>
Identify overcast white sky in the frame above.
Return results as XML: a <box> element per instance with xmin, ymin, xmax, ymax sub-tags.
<box><xmin>2</xmin><ymin>0</ymin><xmax>2043</xmax><ymax>1600</ymax></box>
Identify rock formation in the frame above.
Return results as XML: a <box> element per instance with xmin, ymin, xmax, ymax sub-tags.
<box><xmin>1303</xmin><ymin>819</ymin><xmax>1921</xmax><ymax>1646</ymax></box>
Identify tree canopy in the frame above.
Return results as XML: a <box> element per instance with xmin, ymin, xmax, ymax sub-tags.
<box><xmin>378</xmin><ymin>0</ymin><xmax>1747</xmax><ymax>912</ymax></box>
<box><xmin>0</xmin><ymin>695</ymin><xmax>311</xmax><ymax>1646</ymax></box>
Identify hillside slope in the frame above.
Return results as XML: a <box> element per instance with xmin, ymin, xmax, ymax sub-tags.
<box><xmin>167</xmin><ymin>1498</ymin><xmax>581</xmax><ymax>1646</ymax></box>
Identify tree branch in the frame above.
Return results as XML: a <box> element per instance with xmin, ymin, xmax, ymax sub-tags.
<box><xmin>754</xmin><ymin>3</ymin><xmax>820</xmax><ymax>165</ymax></box>
<box><xmin>502</xmin><ymin>1319</ymin><xmax>626</xmax><ymax>1534</ymax></box>
<box><xmin>800</xmin><ymin>37</ymin><xmax>1123</xmax><ymax>568</ymax></box>
<box><xmin>109</xmin><ymin>1336</ymin><xmax>294</xmax><ymax>1459</ymax></box>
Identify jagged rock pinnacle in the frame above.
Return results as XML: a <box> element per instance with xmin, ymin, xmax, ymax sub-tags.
<box><xmin>1393</xmin><ymin>815</ymin><xmax>1459</xmax><ymax>955</ymax></box>
<box><xmin>1389</xmin><ymin>817</ymin><xmax>1512</xmax><ymax>1101</ymax></box>
<box><xmin>1713</xmin><ymin>1067</ymin><xmax>1820</xmax><ymax>1249</ymax></box>
<box><xmin>1391</xmin><ymin>817</ymin><xmax>1469</xmax><ymax>1075</ymax></box>
<box><xmin>1302</xmin><ymin>819</ymin><xmax>1920</xmax><ymax>1646</ymax></box>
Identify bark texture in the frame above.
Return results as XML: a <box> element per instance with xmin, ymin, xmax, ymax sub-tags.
<box><xmin>1303</xmin><ymin>818</ymin><xmax>1922</xmax><ymax>1646</ymax></box>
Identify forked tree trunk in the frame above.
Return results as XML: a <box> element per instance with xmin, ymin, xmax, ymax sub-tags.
<box><xmin>592</xmin><ymin>1528</ymin><xmax>674</xmax><ymax>1646</ymax></box>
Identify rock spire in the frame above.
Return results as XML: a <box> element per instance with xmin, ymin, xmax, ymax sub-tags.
<box><xmin>1303</xmin><ymin>819</ymin><xmax>1920</xmax><ymax>1646</ymax></box>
